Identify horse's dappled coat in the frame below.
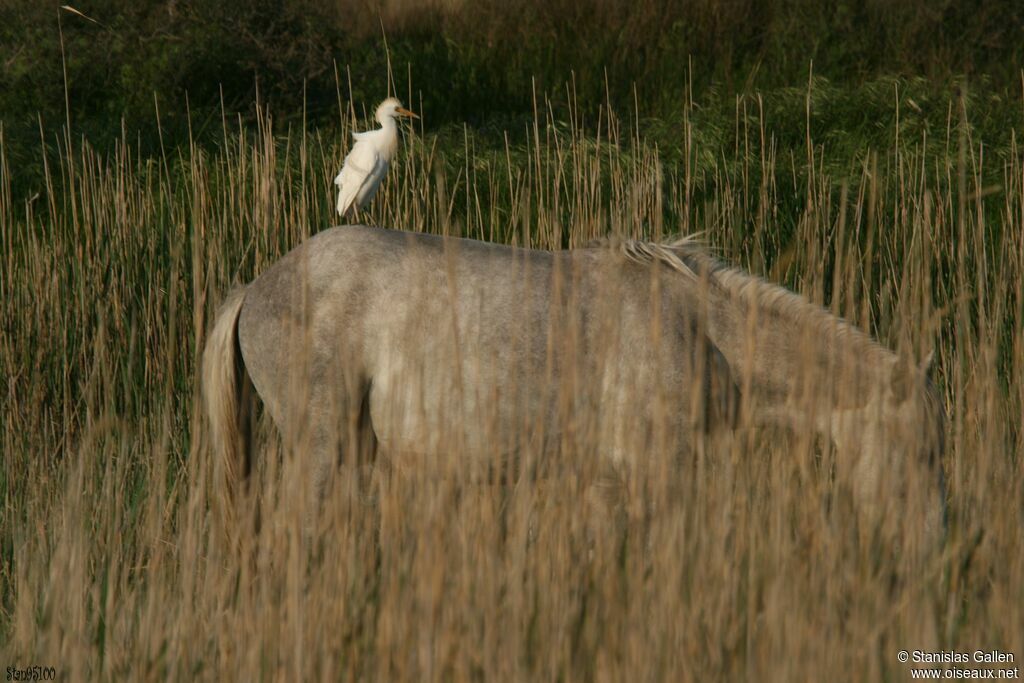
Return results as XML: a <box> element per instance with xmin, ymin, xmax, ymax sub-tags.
<box><xmin>203</xmin><ymin>225</ymin><xmax>945</xmax><ymax>539</ymax></box>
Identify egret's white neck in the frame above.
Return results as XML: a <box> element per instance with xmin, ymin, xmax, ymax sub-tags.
<box><xmin>373</xmin><ymin>114</ymin><xmax>400</xmax><ymax>160</ymax></box>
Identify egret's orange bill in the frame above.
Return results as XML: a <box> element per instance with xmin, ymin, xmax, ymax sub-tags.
<box><xmin>396</xmin><ymin>107</ymin><xmax>419</xmax><ymax>119</ymax></box>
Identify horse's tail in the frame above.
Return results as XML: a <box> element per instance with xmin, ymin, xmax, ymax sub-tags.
<box><xmin>202</xmin><ymin>286</ymin><xmax>254</xmax><ymax>529</ymax></box>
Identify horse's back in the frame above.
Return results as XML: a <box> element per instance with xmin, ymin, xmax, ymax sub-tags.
<box><xmin>235</xmin><ymin>225</ymin><xmax>736</xmax><ymax>461</ymax></box>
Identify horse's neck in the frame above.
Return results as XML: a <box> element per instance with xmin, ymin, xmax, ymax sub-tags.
<box><xmin>694</xmin><ymin>263</ymin><xmax>893</xmax><ymax>416</ymax></box>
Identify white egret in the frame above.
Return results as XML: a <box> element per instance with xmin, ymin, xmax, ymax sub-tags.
<box><xmin>334</xmin><ymin>97</ymin><xmax>418</xmax><ymax>218</ymax></box>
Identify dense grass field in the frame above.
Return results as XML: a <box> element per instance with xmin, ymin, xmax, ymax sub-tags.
<box><xmin>3</xmin><ymin>2</ymin><xmax>1024</xmax><ymax>680</ymax></box>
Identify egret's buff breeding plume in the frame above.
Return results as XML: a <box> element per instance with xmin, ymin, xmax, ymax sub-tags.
<box><xmin>334</xmin><ymin>98</ymin><xmax>418</xmax><ymax>217</ymax></box>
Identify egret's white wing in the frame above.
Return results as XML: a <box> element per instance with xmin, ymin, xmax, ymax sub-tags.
<box><xmin>335</xmin><ymin>138</ymin><xmax>383</xmax><ymax>217</ymax></box>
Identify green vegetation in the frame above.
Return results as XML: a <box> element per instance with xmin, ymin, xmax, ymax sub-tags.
<box><xmin>2</xmin><ymin>0</ymin><xmax>1023</xmax><ymax>158</ymax></box>
<box><xmin>2</xmin><ymin>1</ymin><xmax>1023</xmax><ymax>678</ymax></box>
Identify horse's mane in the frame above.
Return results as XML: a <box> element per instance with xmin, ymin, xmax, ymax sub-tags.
<box><xmin>586</xmin><ymin>233</ymin><xmax>947</xmax><ymax>458</ymax></box>
<box><xmin>587</xmin><ymin>234</ymin><xmax>892</xmax><ymax>362</ymax></box>
<box><xmin>594</xmin><ymin>235</ymin><xmax>705</xmax><ymax>281</ymax></box>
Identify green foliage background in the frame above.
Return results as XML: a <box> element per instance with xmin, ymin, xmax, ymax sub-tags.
<box><xmin>2</xmin><ymin>0</ymin><xmax>1023</xmax><ymax>161</ymax></box>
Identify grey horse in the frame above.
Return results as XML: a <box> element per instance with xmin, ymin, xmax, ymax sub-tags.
<box><xmin>202</xmin><ymin>225</ymin><xmax>945</xmax><ymax>537</ymax></box>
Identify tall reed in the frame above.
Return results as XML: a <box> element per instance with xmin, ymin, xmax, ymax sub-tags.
<box><xmin>2</xmin><ymin>79</ymin><xmax>1021</xmax><ymax>680</ymax></box>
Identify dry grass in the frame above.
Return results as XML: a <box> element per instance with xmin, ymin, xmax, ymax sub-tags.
<box><xmin>2</xmin><ymin>82</ymin><xmax>1022</xmax><ymax>681</ymax></box>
